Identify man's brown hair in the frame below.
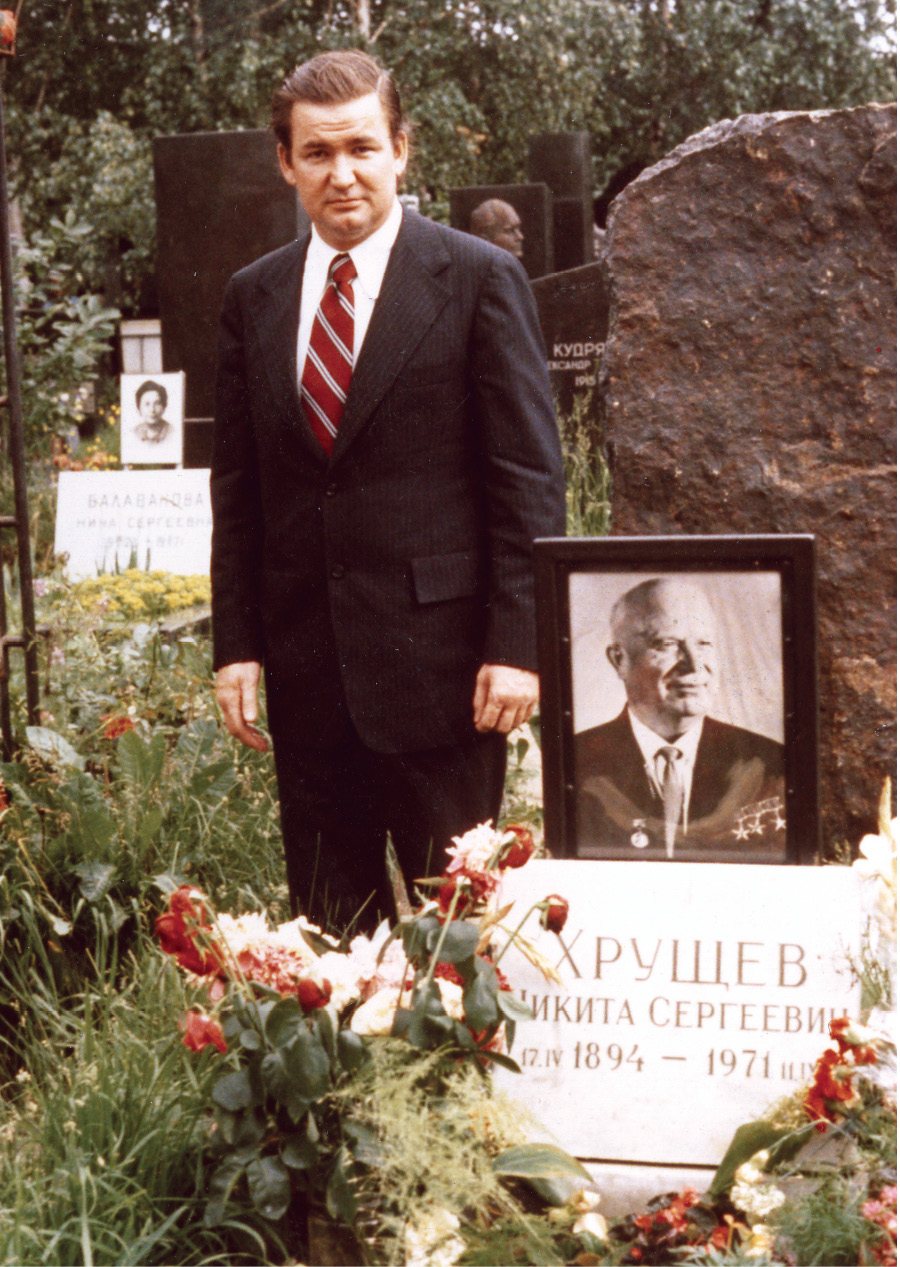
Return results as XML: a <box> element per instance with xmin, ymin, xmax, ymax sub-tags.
<box><xmin>271</xmin><ymin>50</ymin><xmax>409</xmax><ymax>149</ymax></box>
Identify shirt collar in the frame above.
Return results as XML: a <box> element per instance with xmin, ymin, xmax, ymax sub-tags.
<box><xmin>308</xmin><ymin>199</ymin><xmax>403</xmax><ymax>301</ymax></box>
<box><xmin>627</xmin><ymin>707</ymin><xmax>704</xmax><ymax>767</ymax></box>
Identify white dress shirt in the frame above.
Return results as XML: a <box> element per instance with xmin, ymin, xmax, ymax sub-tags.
<box><xmin>296</xmin><ymin>198</ymin><xmax>403</xmax><ymax>380</ymax></box>
<box><xmin>627</xmin><ymin>707</ymin><xmax>704</xmax><ymax>830</ymax></box>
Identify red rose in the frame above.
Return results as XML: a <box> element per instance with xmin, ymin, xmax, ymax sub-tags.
<box><xmin>500</xmin><ymin>824</ymin><xmax>536</xmax><ymax>869</ymax></box>
<box><xmin>101</xmin><ymin>714</ymin><xmax>135</xmax><ymax>740</ymax></box>
<box><xmin>296</xmin><ymin>977</ymin><xmax>332</xmax><ymax>1010</ymax></box>
<box><xmin>0</xmin><ymin>779</ymin><xmax>8</xmax><ymax>812</ymax></box>
<box><xmin>0</xmin><ymin>12</ymin><xmax>16</xmax><ymax>46</ymax></box>
<box><xmin>156</xmin><ymin>886</ymin><xmax>223</xmax><ymax>977</ymax></box>
<box><xmin>182</xmin><ymin>1011</ymin><xmax>227</xmax><ymax>1053</ymax></box>
<box><xmin>540</xmin><ymin>895</ymin><xmax>569</xmax><ymax>934</ymax></box>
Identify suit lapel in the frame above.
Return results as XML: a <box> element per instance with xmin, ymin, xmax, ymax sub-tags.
<box><xmin>248</xmin><ymin>234</ymin><xmax>329</xmax><ymax>466</ymax></box>
<box><xmin>329</xmin><ymin>212</ymin><xmax>452</xmax><ymax>466</ymax></box>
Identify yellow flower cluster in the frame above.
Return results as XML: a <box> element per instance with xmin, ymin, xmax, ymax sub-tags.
<box><xmin>66</xmin><ymin>570</ymin><xmax>210</xmax><ymax>620</ymax></box>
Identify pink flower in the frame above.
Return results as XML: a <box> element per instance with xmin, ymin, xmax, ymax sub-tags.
<box><xmin>182</xmin><ymin>1011</ymin><xmax>227</xmax><ymax>1053</ymax></box>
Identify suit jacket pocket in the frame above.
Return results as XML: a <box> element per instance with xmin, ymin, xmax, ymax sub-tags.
<box><xmin>411</xmin><ymin>550</ymin><xmax>481</xmax><ymax>605</ymax></box>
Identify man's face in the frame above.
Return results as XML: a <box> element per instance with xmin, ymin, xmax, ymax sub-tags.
<box><xmin>608</xmin><ymin>583</ymin><xmax>718</xmax><ymax>739</ymax></box>
<box><xmin>139</xmin><ymin>391</ymin><xmax>164</xmax><ymax>423</ymax></box>
<box><xmin>278</xmin><ymin>92</ymin><xmax>408</xmax><ymax>251</ymax></box>
<box><xmin>490</xmin><ymin>206</ymin><xmax>524</xmax><ymax>258</ymax></box>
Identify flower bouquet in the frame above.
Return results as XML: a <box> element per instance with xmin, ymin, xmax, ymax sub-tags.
<box><xmin>156</xmin><ymin>822</ymin><xmax>581</xmax><ymax>1246</ymax></box>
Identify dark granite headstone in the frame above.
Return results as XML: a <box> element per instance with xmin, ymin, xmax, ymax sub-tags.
<box><xmin>528</xmin><ymin>132</ymin><xmax>594</xmax><ymax>270</ymax></box>
<box><xmin>599</xmin><ymin>104</ymin><xmax>897</xmax><ymax>848</ymax></box>
<box><xmin>531</xmin><ymin>262</ymin><xmax>608</xmax><ymax>408</ymax></box>
<box><xmin>449</xmin><ymin>183</ymin><xmax>554</xmax><ymax>278</ymax></box>
<box><xmin>153</xmin><ymin>129</ymin><xmax>308</xmax><ymax>464</ymax></box>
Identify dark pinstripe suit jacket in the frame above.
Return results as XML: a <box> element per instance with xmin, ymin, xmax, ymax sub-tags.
<box><xmin>210</xmin><ymin>209</ymin><xmax>566</xmax><ymax>753</ymax></box>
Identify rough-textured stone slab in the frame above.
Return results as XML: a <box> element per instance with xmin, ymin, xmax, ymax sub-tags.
<box><xmin>600</xmin><ymin>105</ymin><xmax>896</xmax><ymax>848</ymax></box>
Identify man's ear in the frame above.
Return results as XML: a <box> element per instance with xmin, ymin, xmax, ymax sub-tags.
<box><xmin>606</xmin><ymin>643</ymin><xmax>627</xmax><ymax>677</ymax></box>
<box><xmin>277</xmin><ymin>144</ymin><xmax>296</xmax><ymax>187</ymax></box>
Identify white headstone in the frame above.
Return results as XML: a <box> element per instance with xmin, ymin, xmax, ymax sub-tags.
<box><xmin>493</xmin><ymin>861</ymin><xmax>862</xmax><ymax>1166</ymax></box>
<box><xmin>54</xmin><ymin>469</ymin><xmax>212</xmax><ymax>579</ymax></box>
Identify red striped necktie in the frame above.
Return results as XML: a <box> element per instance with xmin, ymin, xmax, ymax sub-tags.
<box><xmin>300</xmin><ymin>252</ymin><xmax>357</xmax><ymax>455</ymax></box>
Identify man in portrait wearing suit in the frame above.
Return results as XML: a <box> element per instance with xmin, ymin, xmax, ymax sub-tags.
<box><xmin>211</xmin><ymin>50</ymin><xmax>565</xmax><ymax>928</ymax></box>
<box><xmin>574</xmin><ymin>578</ymin><xmax>785</xmax><ymax>858</ymax></box>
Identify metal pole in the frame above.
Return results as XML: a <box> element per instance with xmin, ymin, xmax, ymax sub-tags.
<box><xmin>0</xmin><ymin>69</ymin><xmax>39</xmax><ymax>732</ymax></box>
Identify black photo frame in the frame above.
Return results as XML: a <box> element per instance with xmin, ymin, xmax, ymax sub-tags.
<box><xmin>535</xmin><ymin>535</ymin><xmax>819</xmax><ymax>863</ymax></box>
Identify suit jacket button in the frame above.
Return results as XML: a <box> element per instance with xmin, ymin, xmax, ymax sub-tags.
<box><xmin>325</xmin><ymin>483</ymin><xmax>338</xmax><ymax>497</ymax></box>
<box><xmin>331</xmin><ymin>564</ymin><xmax>345</xmax><ymax>579</ymax></box>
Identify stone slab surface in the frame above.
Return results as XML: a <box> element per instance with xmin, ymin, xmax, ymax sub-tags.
<box><xmin>493</xmin><ymin>860</ymin><xmax>861</xmax><ymax>1166</ymax></box>
<box><xmin>600</xmin><ymin>105</ymin><xmax>897</xmax><ymax>846</ymax></box>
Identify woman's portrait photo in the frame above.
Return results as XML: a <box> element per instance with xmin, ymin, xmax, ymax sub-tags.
<box><xmin>120</xmin><ymin>372</ymin><xmax>185</xmax><ymax>465</ymax></box>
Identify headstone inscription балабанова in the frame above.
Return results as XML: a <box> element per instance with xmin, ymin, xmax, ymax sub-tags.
<box><xmin>54</xmin><ymin>469</ymin><xmax>212</xmax><ymax>580</ymax></box>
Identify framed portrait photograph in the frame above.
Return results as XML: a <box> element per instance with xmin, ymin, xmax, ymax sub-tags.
<box><xmin>120</xmin><ymin>371</ymin><xmax>185</xmax><ymax>466</ymax></box>
<box><xmin>535</xmin><ymin>535</ymin><xmax>819</xmax><ymax>864</ymax></box>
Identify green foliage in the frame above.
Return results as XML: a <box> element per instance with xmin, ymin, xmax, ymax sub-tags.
<box><xmin>9</xmin><ymin>214</ymin><xmax>119</xmax><ymax>448</ymax></box>
<box><xmin>5</xmin><ymin>0</ymin><xmax>895</xmax><ymax>310</ymax></box>
<box><xmin>560</xmin><ymin>392</ymin><xmax>611</xmax><ymax>537</ymax></box>
<box><xmin>772</xmin><ymin>1176</ymin><xmax>880</xmax><ymax>1265</ymax></box>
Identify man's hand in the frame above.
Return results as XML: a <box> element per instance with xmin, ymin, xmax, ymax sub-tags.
<box><xmin>472</xmin><ymin>663</ymin><xmax>539</xmax><ymax>734</ymax></box>
<box><xmin>215</xmin><ymin>661</ymin><xmax>269</xmax><ymax>752</ymax></box>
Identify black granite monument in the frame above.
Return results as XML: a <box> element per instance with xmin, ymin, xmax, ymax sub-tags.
<box><xmin>527</xmin><ymin>132</ymin><xmax>594</xmax><ymax>271</ymax></box>
<box><xmin>448</xmin><ymin>183</ymin><xmax>554</xmax><ymax>278</ymax></box>
<box><xmin>530</xmin><ymin>261</ymin><xmax>608</xmax><ymax>408</ymax></box>
<box><xmin>153</xmin><ymin>129</ymin><xmax>308</xmax><ymax>467</ymax></box>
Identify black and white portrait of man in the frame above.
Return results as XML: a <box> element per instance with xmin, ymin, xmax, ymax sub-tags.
<box><xmin>571</xmin><ymin>572</ymin><xmax>786</xmax><ymax>860</ymax></box>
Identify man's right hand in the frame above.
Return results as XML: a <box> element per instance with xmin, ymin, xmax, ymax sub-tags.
<box><xmin>215</xmin><ymin>661</ymin><xmax>269</xmax><ymax>752</ymax></box>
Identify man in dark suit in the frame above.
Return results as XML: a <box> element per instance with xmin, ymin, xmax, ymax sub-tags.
<box><xmin>574</xmin><ymin>578</ymin><xmax>785</xmax><ymax>858</ymax></box>
<box><xmin>211</xmin><ymin>50</ymin><xmax>565</xmax><ymax>928</ymax></box>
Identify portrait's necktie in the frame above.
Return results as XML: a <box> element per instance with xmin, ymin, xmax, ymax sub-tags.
<box><xmin>300</xmin><ymin>253</ymin><xmax>357</xmax><ymax>455</ymax></box>
<box><xmin>656</xmin><ymin>745</ymin><xmax>683</xmax><ymax>859</ymax></box>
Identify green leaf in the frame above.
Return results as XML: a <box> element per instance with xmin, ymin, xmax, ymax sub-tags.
<box><xmin>471</xmin><ymin>1047</ymin><xmax>520</xmax><ymax>1073</ymax></box>
<box><xmin>436</xmin><ymin>920</ymin><xmax>480</xmax><ymax>963</ymax></box>
<box><xmin>282</xmin><ymin>1134</ymin><xmax>319</xmax><ymax>1171</ymax></box>
<box><xmin>337</xmin><ymin>1029</ymin><xmax>369</xmax><ymax>1072</ymax></box>
<box><xmin>497</xmin><ymin>990</ymin><xmax>535</xmax><ymax>1023</ymax></box>
<box><xmin>293</xmin><ymin>1029</ymin><xmax>332</xmax><ymax>1100</ymax></box>
<box><xmin>343</xmin><ymin>1121</ymin><xmax>385</xmax><ymax>1167</ymax></box>
<box><xmin>117</xmin><ymin>727</ymin><xmax>151</xmax><ymax>786</ymax></box>
<box><xmin>247</xmin><ymin>1155</ymin><xmax>291</xmax><ymax>1221</ymax></box>
<box><xmin>203</xmin><ymin>1153</ymin><xmax>250</xmax><ymax>1227</ymax></box>
<box><xmin>264</xmin><ymin>996</ymin><xmax>305</xmax><ymax>1048</ymax></box>
<box><xmin>463</xmin><ymin>972</ymin><xmax>500</xmax><ymax>1031</ymax></box>
<box><xmin>260</xmin><ymin>1046</ymin><xmax>311</xmax><ymax>1123</ymax></box>
<box><xmin>493</xmin><ymin>1143</ymin><xmax>593</xmax><ymax>1204</ymax></box>
<box><xmin>709</xmin><ymin>1120</ymin><xmax>793</xmax><ymax>1196</ymax></box>
<box><xmin>74</xmin><ymin>861</ymin><xmax>116</xmax><ymax>903</ymax></box>
<box><xmin>26</xmin><ymin>726</ymin><xmax>85</xmax><ymax>771</ymax></box>
<box><xmin>211</xmin><ymin>1069</ymin><xmax>254</xmax><ymax>1113</ymax></box>
<box><xmin>325</xmin><ymin>1150</ymin><xmax>357</xmax><ymax>1224</ymax></box>
<box><xmin>316</xmin><ymin>1006</ymin><xmax>338</xmax><ymax>1062</ymax></box>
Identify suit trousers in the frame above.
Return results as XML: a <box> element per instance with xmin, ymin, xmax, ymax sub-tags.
<box><xmin>271</xmin><ymin>718</ymin><xmax>507</xmax><ymax>933</ymax></box>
